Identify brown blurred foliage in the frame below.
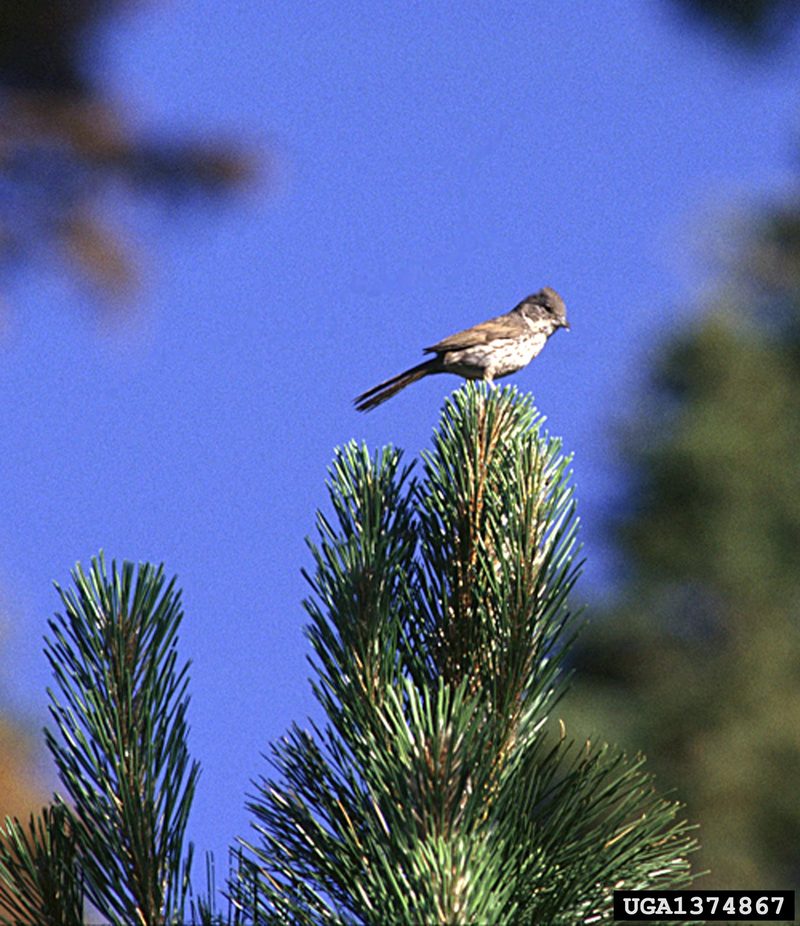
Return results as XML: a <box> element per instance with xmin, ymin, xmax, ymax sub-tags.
<box><xmin>0</xmin><ymin>720</ymin><xmax>44</xmax><ymax>820</ymax></box>
<box><xmin>0</xmin><ymin>0</ymin><xmax>255</xmax><ymax>302</ymax></box>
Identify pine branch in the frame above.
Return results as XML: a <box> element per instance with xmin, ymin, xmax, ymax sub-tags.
<box><xmin>43</xmin><ymin>554</ymin><xmax>199</xmax><ymax>926</ymax></box>
<box><xmin>0</xmin><ymin>805</ymin><xmax>83</xmax><ymax>926</ymax></box>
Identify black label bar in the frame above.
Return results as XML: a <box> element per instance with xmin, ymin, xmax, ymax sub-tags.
<box><xmin>613</xmin><ymin>890</ymin><xmax>795</xmax><ymax>921</ymax></box>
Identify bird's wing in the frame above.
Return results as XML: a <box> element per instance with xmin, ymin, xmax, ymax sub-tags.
<box><xmin>423</xmin><ymin>311</ymin><xmax>526</xmax><ymax>354</ymax></box>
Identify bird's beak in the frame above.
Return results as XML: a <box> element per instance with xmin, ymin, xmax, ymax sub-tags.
<box><xmin>562</xmin><ymin>320</ymin><xmax>570</xmax><ymax>330</ymax></box>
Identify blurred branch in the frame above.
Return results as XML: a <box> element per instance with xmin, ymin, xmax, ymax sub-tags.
<box><xmin>0</xmin><ymin>0</ymin><xmax>258</xmax><ymax>306</ymax></box>
<box><xmin>669</xmin><ymin>0</ymin><xmax>800</xmax><ymax>46</ymax></box>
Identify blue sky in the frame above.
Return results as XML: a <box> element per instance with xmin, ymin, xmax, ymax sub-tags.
<box><xmin>2</xmin><ymin>0</ymin><xmax>799</xmax><ymax>885</ymax></box>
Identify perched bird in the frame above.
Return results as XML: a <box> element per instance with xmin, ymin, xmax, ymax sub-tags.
<box><xmin>354</xmin><ymin>287</ymin><xmax>568</xmax><ymax>412</ymax></box>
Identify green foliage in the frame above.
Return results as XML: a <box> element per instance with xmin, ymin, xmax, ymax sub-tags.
<box><xmin>46</xmin><ymin>555</ymin><xmax>199</xmax><ymax>924</ymax></box>
<box><xmin>236</xmin><ymin>384</ymin><xmax>697</xmax><ymax>925</ymax></box>
<box><xmin>0</xmin><ymin>389</ymin><xmax>700</xmax><ymax>924</ymax></box>
<box><xmin>0</xmin><ymin>555</ymin><xmax>199</xmax><ymax>926</ymax></box>
<box><xmin>0</xmin><ymin>805</ymin><xmax>82</xmax><ymax>926</ymax></box>
<box><xmin>621</xmin><ymin>313</ymin><xmax>800</xmax><ymax>599</ymax></box>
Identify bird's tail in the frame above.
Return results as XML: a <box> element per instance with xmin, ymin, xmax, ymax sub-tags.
<box><xmin>354</xmin><ymin>360</ymin><xmax>438</xmax><ymax>412</ymax></box>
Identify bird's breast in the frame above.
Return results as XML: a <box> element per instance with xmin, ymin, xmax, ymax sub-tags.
<box><xmin>443</xmin><ymin>330</ymin><xmax>549</xmax><ymax>380</ymax></box>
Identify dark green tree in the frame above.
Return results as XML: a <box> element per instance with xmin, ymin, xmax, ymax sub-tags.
<box><xmin>565</xmin><ymin>0</ymin><xmax>800</xmax><ymax>892</ymax></box>
<box><xmin>568</xmin><ymin>289</ymin><xmax>800</xmax><ymax>887</ymax></box>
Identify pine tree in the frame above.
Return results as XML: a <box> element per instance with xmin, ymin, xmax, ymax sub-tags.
<box><xmin>233</xmin><ymin>385</ymin><xmax>696</xmax><ymax>924</ymax></box>
<box><xmin>0</xmin><ymin>386</ymin><xmax>697</xmax><ymax>924</ymax></box>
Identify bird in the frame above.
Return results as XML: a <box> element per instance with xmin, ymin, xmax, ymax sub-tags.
<box><xmin>354</xmin><ymin>287</ymin><xmax>568</xmax><ymax>412</ymax></box>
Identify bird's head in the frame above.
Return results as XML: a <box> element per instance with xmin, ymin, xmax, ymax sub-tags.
<box><xmin>520</xmin><ymin>287</ymin><xmax>569</xmax><ymax>330</ymax></box>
